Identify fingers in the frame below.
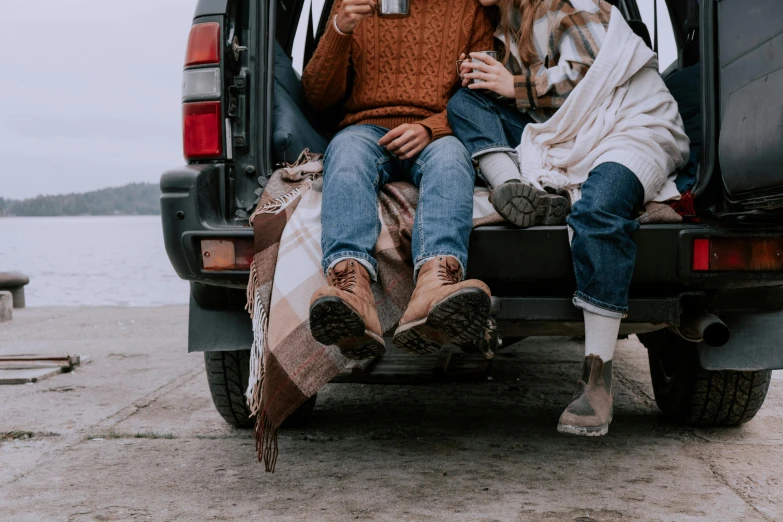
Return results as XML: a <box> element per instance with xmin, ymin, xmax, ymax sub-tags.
<box><xmin>465</xmin><ymin>60</ymin><xmax>491</xmax><ymax>73</ymax></box>
<box><xmin>398</xmin><ymin>142</ymin><xmax>426</xmax><ymax>160</ymax></box>
<box><xmin>379</xmin><ymin>124</ymin><xmax>429</xmax><ymax>159</ymax></box>
<box><xmin>467</xmin><ymin>81</ymin><xmax>494</xmax><ymax>91</ymax></box>
<box><xmin>385</xmin><ymin>129</ymin><xmax>417</xmax><ymax>154</ymax></box>
<box><xmin>463</xmin><ymin>71</ymin><xmax>493</xmax><ymax>82</ymax></box>
<box><xmin>470</xmin><ymin>52</ymin><xmax>499</xmax><ymax>66</ymax></box>
<box><xmin>344</xmin><ymin>4</ymin><xmax>374</xmax><ymax>15</ymax></box>
<box><xmin>378</xmin><ymin>126</ymin><xmax>405</xmax><ymax>146</ymax></box>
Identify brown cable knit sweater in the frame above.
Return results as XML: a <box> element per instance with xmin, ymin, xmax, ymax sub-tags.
<box><xmin>302</xmin><ymin>0</ymin><xmax>494</xmax><ymax>140</ymax></box>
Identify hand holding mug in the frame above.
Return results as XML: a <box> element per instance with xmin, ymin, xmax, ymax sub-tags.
<box><xmin>463</xmin><ymin>52</ymin><xmax>515</xmax><ymax>99</ymax></box>
<box><xmin>336</xmin><ymin>0</ymin><xmax>377</xmax><ymax>33</ymax></box>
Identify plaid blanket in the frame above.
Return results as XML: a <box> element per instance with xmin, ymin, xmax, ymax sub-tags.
<box><xmin>246</xmin><ymin>150</ymin><xmax>502</xmax><ymax>472</ymax></box>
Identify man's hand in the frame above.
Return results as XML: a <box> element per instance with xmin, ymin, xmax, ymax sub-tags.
<box><xmin>378</xmin><ymin>123</ymin><xmax>432</xmax><ymax>160</ymax></box>
<box><xmin>336</xmin><ymin>0</ymin><xmax>376</xmax><ymax>34</ymax></box>
<box><xmin>462</xmin><ymin>52</ymin><xmax>515</xmax><ymax>99</ymax></box>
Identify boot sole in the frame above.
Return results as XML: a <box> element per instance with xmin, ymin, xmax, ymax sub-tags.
<box><xmin>393</xmin><ymin>288</ymin><xmax>491</xmax><ymax>355</ymax></box>
<box><xmin>309</xmin><ymin>296</ymin><xmax>385</xmax><ymax>360</ymax></box>
<box><xmin>492</xmin><ymin>183</ymin><xmax>569</xmax><ymax>228</ymax></box>
<box><xmin>556</xmin><ymin>423</ymin><xmax>609</xmax><ymax>437</ymax></box>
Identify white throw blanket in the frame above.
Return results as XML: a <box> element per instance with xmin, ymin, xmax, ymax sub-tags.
<box><xmin>516</xmin><ymin>6</ymin><xmax>690</xmax><ymax>203</ymax></box>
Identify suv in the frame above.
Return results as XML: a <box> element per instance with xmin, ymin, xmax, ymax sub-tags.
<box><xmin>162</xmin><ymin>0</ymin><xmax>783</xmax><ymax>429</ymax></box>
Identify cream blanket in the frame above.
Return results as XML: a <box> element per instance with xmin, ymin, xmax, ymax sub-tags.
<box><xmin>517</xmin><ymin>6</ymin><xmax>690</xmax><ymax>203</ymax></box>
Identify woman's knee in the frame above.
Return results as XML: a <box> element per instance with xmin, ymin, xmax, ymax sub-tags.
<box><xmin>447</xmin><ymin>88</ymin><xmax>484</xmax><ymax>122</ymax></box>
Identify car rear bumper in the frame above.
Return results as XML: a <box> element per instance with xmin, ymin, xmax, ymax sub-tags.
<box><xmin>162</xmin><ymin>164</ymin><xmax>783</xmax><ymax>306</ymax></box>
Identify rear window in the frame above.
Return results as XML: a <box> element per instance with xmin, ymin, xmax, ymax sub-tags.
<box><xmin>638</xmin><ymin>1</ymin><xmax>678</xmax><ymax>72</ymax></box>
<box><xmin>291</xmin><ymin>0</ymin><xmax>328</xmax><ymax>74</ymax></box>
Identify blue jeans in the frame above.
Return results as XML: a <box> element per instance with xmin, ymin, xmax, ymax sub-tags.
<box><xmin>447</xmin><ymin>88</ymin><xmax>536</xmax><ymax>159</ymax></box>
<box><xmin>321</xmin><ymin>124</ymin><xmax>476</xmax><ymax>280</ymax></box>
<box><xmin>567</xmin><ymin>162</ymin><xmax>645</xmax><ymax>318</ymax></box>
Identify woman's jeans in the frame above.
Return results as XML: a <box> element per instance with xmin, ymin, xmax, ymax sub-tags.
<box><xmin>449</xmin><ymin>88</ymin><xmax>644</xmax><ymax>317</ymax></box>
<box><xmin>447</xmin><ymin>88</ymin><xmax>536</xmax><ymax>159</ymax></box>
<box><xmin>568</xmin><ymin>162</ymin><xmax>645</xmax><ymax>318</ymax></box>
<box><xmin>321</xmin><ymin>124</ymin><xmax>476</xmax><ymax>281</ymax></box>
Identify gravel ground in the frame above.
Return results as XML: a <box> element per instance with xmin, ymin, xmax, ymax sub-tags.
<box><xmin>1</xmin><ymin>306</ymin><xmax>782</xmax><ymax>521</ymax></box>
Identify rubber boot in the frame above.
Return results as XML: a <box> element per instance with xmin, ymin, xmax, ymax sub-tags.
<box><xmin>557</xmin><ymin>355</ymin><xmax>613</xmax><ymax>436</ymax></box>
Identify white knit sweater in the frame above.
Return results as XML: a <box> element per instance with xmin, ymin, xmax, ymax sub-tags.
<box><xmin>516</xmin><ymin>6</ymin><xmax>690</xmax><ymax>203</ymax></box>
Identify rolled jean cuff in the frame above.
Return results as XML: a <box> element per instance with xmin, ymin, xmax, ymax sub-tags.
<box><xmin>413</xmin><ymin>252</ymin><xmax>467</xmax><ymax>283</ymax></box>
<box><xmin>471</xmin><ymin>144</ymin><xmax>518</xmax><ymax>160</ymax></box>
<box><xmin>573</xmin><ymin>292</ymin><xmax>626</xmax><ymax>319</ymax></box>
<box><xmin>323</xmin><ymin>252</ymin><xmax>378</xmax><ymax>282</ymax></box>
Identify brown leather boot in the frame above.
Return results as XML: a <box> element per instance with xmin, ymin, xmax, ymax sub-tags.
<box><xmin>557</xmin><ymin>355</ymin><xmax>613</xmax><ymax>436</ymax></box>
<box><xmin>393</xmin><ymin>256</ymin><xmax>491</xmax><ymax>355</ymax></box>
<box><xmin>309</xmin><ymin>259</ymin><xmax>385</xmax><ymax>360</ymax></box>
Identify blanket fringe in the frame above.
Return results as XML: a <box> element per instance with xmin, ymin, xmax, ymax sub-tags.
<box><xmin>256</xmin><ymin>411</ymin><xmax>279</xmax><ymax>472</ymax></box>
<box><xmin>245</xmin><ymin>274</ymin><xmax>267</xmax><ymax>416</ymax></box>
<box><xmin>249</xmin><ymin>184</ymin><xmax>309</xmax><ymax>224</ymax></box>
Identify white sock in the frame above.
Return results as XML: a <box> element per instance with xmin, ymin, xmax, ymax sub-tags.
<box><xmin>583</xmin><ymin>310</ymin><xmax>621</xmax><ymax>362</ymax></box>
<box><xmin>478</xmin><ymin>152</ymin><xmax>522</xmax><ymax>188</ymax></box>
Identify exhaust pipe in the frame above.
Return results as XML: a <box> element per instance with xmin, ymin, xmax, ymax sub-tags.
<box><xmin>678</xmin><ymin>311</ymin><xmax>731</xmax><ymax>347</ymax></box>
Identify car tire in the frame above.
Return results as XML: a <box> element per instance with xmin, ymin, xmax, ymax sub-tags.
<box><xmin>204</xmin><ymin>350</ymin><xmax>318</xmax><ymax>429</ymax></box>
<box><xmin>638</xmin><ymin>329</ymin><xmax>772</xmax><ymax>427</ymax></box>
<box><xmin>204</xmin><ymin>350</ymin><xmax>255</xmax><ymax>428</ymax></box>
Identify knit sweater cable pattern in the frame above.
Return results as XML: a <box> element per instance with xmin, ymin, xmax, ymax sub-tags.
<box><xmin>302</xmin><ymin>0</ymin><xmax>494</xmax><ymax>140</ymax></box>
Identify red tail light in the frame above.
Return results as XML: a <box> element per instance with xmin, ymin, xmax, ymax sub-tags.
<box><xmin>183</xmin><ymin>101</ymin><xmax>222</xmax><ymax>158</ymax></box>
<box><xmin>693</xmin><ymin>238</ymin><xmax>783</xmax><ymax>272</ymax></box>
<box><xmin>185</xmin><ymin>23</ymin><xmax>220</xmax><ymax>66</ymax></box>
<box><xmin>693</xmin><ymin>239</ymin><xmax>710</xmax><ymax>271</ymax></box>
<box><xmin>201</xmin><ymin>239</ymin><xmax>253</xmax><ymax>271</ymax></box>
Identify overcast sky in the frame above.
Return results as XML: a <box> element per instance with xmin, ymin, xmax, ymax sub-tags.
<box><xmin>0</xmin><ymin>0</ymin><xmax>676</xmax><ymax>200</ymax></box>
<box><xmin>0</xmin><ymin>0</ymin><xmax>194</xmax><ymax>200</ymax></box>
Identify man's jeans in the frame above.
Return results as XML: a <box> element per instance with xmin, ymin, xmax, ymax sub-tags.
<box><xmin>322</xmin><ymin>124</ymin><xmax>476</xmax><ymax>281</ymax></box>
<box><xmin>568</xmin><ymin>162</ymin><xmax>645</xmax><ymax>318</ymax></box>
<box><xmin>447</xmin><ymin>88</ymin><xmax>536</xmax><ymax>160</ymax></box>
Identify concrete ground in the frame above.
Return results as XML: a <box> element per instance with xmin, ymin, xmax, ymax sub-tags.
<box><xmin>1</xmin><ymin>307</ymin><xmax>782</xmax><ymax>522</ymax></box>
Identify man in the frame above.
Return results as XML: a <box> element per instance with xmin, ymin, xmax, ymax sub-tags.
<box><xmin>303</xmin><ymin>0</ymin><xmax>494</xmax><ymax>358</ymax></box>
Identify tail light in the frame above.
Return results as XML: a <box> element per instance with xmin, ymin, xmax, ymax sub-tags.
<box><xmin>185</xmin><ymin>22</ymin><xmax>220</xmax><ymax>66</ymax></box>
<box><xmin>693</xmin><ymin>238</ymin><xmax>783</xmax><ymax>271</ymax></box>
<box><xmin>183</xmin><ymin>102</ymin><xmax>222</xmax><ymax>158</ymax></box>
<box><xmin>201</xmin><ymin>239</ymin><xmax>254</xmax><ymax>271</ymax></box>
<box><xmin>182</xmin><ymin>22</ymin><xmax>223</xmax><ymax>160</ymax></box>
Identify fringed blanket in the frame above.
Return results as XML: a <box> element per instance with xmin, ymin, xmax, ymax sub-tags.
<box><xmin>245</xmin><ymin>150</ymin><xmax>502</xmax><ymax>471</ymax></box>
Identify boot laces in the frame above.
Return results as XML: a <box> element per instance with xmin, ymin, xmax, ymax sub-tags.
<box><xmin>332</xmin><ymin>265</ymin><xmax>357</xmax><ymax>292</ymax></box>
<box><xmin>436</xmin><ymin>259</ymin><xmax>462</xmax><ymax>285</ymax></box>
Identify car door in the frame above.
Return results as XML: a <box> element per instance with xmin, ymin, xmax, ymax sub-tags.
<box><xmin>717</xmin><ymin>0</ymin><xmax>783</xmax><ymax>209</ymax></box>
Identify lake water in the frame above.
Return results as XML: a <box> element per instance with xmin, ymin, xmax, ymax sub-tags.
<box><xmin>0</xmin><ymin>216</ymin><xmax>189</xmax><ymax>307</ymax></box>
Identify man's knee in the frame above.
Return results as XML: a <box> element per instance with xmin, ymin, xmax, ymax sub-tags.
<box><xmin>421</xmin><ymin>137</ymin><xmax>474</xmax><ymax>178</ymax></box>
<box><xmin>324</xmin><ymin>126</ymin><xmax>385</xmax><ymax>182</ymax></box>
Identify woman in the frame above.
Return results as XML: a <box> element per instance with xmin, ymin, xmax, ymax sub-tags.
<box><xmin>447</xmin><ymin>0</ymin><xmax>689</xmax><ymax>436</ymax></box>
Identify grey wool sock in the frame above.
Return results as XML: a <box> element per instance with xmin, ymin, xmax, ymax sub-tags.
<box><xmin>583</xmin><ymin>310</ymin><xmax>621</xmax><ymax>362</ymax></box>
<box><xmin>478</xmin><ymin>152</ymin><xmax>522</xmax><ymax>189</ymax></box>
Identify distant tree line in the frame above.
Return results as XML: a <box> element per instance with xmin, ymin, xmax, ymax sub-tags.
<box><xmin>0</xmin><ymin>183</ymin><xmax>160</xmax><ymax>217</ymax></box>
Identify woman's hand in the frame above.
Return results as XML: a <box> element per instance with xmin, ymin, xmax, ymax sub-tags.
<box><xmin>462</xmin><ymin>52</ymin><xmax>515</xmax><ymax>99</ymax></box>
<box><xmin>378</xmin><ymin>123</ymin><xmax>432</xmax><ymax>160</ymax></box>
<box><xmin>336</xmin><ymin>0</ymin><xmax>376</xmax><ymax>33</ymax></box>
